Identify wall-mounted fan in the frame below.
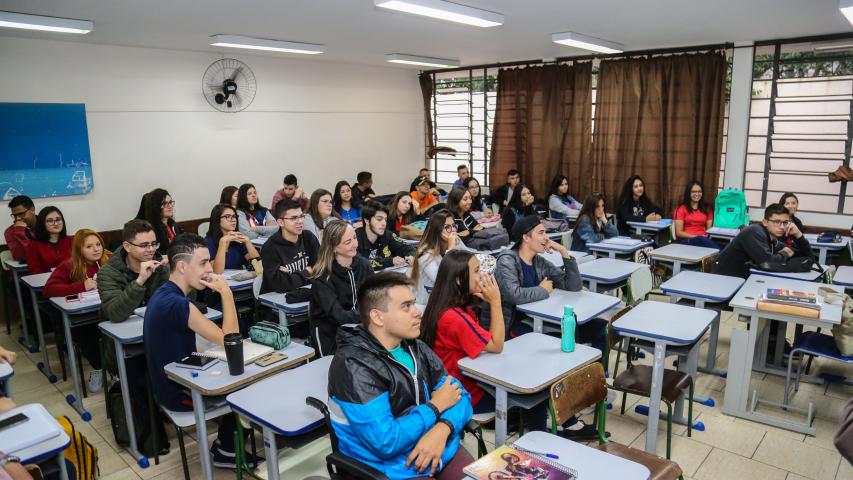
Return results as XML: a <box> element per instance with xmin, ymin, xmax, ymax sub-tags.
<box><xmin>202</xmin><ymin>58</ymin><xmax>257</xmax><ymax>113</ymax></box>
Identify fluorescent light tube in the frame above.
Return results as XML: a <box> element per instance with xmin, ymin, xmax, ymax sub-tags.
<box><xmin>210</xmin><ymin>35</ymin><xmax>324</xmax><ymax>55</ymax></box>
<box><xmin>385</xmin><ymin>54</ymin><xmax>460</xmax><ymax>68</ymax></box>
<box><xmin>841</xmin><ymin>0</ymin><xmax>853</xmax><ymax>26</ymax></box>
<box><xmin>0</xmin><ymin>11</ymin><xmax>92</xmax><ymax>34</ymax></box>
<box><xmin>375</xmin><ymin>0</ymin><xmax>503</xmax><ymax>27</ymax></box>
<box><xmin>551</xmin><ymin>31</ymin><xmax>624</xmax><ymax>54</ymax></box>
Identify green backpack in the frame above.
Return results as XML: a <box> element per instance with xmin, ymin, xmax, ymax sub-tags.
<box><xmin>714</xmin><ymin>189</ymin><xmax>748</xmax><ymax>229</ymax></box>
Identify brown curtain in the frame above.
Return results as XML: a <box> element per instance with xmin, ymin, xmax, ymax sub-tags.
<box><xmin>591</xmin><ymin>51</ymin><xmax>727</xmax><ymax>215</ymax></box>
<box><xmin>418</xmin><ymin>72</ymin><xmax>435</xmax><ymax>160</ymax></box>
<box><xmin>489</xmin><ymin>63</ymin><xmax>593</xmax><ymax>199</ymax></box>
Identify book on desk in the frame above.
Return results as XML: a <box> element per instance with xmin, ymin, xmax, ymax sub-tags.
<box><xmin>757</xmin><ymin>288</ymin><xmax>820</xmax><ymax>318</ymax></box>
<box><xmin>464</xmin><ymin>445</ymin><xmax>577</xmax><ymax>480</ymax></box>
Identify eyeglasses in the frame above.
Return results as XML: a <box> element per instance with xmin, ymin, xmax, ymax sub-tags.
<box><xmin>45</xmin><ymin>218</ymin><xmax>64</xmax><ymax>226</ymax></box>
<box><xmin>442</xmin><ymin>224</ymin><xmax>457</xmax><ymax>232</ymax></box>
<box><xmin>161</xmin><ymin>200</ymin><xmax>176</xmax><ymax>207</ymax></box>
<box><xmin>9</xmin><ymin>210</ymin><xmax>30</xmax><ymax>220</ymax></box>
<box><xmin>279</xmin><ymin>214</ymin><xmax>307</xmax><ymax>222</ymax></box>
<box><xmin>220</xmin><ymin>214</ymin><xmax>237</xmax><ymax>221</ymax></box>
<box><xmin>767</xmin><ymin>219</ymin><xmax>791</xmax><ymax>227</ymax></box>
<box><xmin>127</xmin><ymin>241</ymin><xmax>160</xmax><ymax>250</ymax></box>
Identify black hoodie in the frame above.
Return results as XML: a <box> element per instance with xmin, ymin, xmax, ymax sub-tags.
<box><xmin>260</xmin><ymin>229</ymin><xmax>320</xmax><ymax>294</ymax></box>
<box><xmin>309</xmin><ymin>256</ymin><xmax>373</xmax><ymax>356</ymax></box>
<box><xmin>355</xmin><ymin>227</ymin><xmax>415</xmax><ymax>271</ymax></box>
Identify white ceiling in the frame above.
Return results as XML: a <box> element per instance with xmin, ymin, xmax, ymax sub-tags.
<box><xmin>0</xmin><ymin>0</ymin><xmax>851</xmax><ymax>68</ymax></box>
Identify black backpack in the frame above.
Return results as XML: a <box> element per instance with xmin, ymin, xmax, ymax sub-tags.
<box><xmin>106</xmin><ymin>382</ymin><xmax>170</xmax><ymax>457</ymax></box>
<box><xmin>754</xmin><ymin>256</ymin><xmax>821</xmax><ymax>274</ymax></box>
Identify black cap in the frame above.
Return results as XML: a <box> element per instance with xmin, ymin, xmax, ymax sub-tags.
<box><xmin>510</xmin><ymin>215</ymin><xmax>541</xmax><ymax>249</ymax></box>
<box><xmin>414</xmin><ymin>175</ymin><xmax>430</xmax><ymax>186</ymax></box>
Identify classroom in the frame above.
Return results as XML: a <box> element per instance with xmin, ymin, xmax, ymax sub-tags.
<box><xmin>0</xmin><ymin>1</ymin><xmax>852</xmax><ymax>479</ymax></box>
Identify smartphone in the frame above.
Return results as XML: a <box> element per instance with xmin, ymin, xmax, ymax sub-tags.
<box><xmin>254</xmin><ymin>352</ymin><xmax>287</xmax><ymax>367</ymax></box>
<box><xmin>64</xmin><ymin>294</ymin><xmax>80</xmax><ymax>302</ymax></box>
<box><xmin>176</xmin><ymin>355</ymin><xmax>216</xmax><ymax>370</ymax></box>
<box><xmin>0</xmin><ymin>413</ymin><xmax>29</xmax><ymax>432</ymax></box>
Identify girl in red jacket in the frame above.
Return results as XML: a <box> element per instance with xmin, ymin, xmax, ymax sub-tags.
<box><xmin>44</xmin><ymin>229</ymin><xmax>112</xmax><ymax>393</ymax></box>
<box><xmin>26</xmin><ymin>206</ymin><xmax>73</xmax><ymax>274</ymax></box>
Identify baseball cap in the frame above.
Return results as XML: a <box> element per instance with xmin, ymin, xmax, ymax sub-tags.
<box><xmin>510</xmin><ymin>215</ymin><xmax>542</xmax><ymax>249</ymax></box>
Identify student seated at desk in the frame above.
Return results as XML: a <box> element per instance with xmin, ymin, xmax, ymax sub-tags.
<box><xmin>410</xmin><ymin>168</ymin><xmax>443</xmax><ymax>198</ymax></box>
<box><xmin>309</xmin><ymin>220</ymin><xmax>372</xmax><ymax>356</ymax></box>
<box><xmin>616</xmin><ymin>175</ymin><xmax>663</xmax><ymax>235</ymax></box>
<box><xmin>411</xmin><ymin>176</ymin><xmax>439</xmax><ymax>216</ymax></box>
<box><xmin>780</xmin><ymin>192</ymin><xmax>807</xmax><ymax>254</ymax></box>
<box><xmin>44</xmin><ymin>229</ymin><xmax>111</xmax><ymax>393</ymax></box>
<box><xmin>303</xmin><ymin>189</ymin><xmax>340</xmax><ymax>242</ymax></box>
<box><xmin>673</xmin><ymin>180</ymin><xmax>718</xmax><ymax>250</ymax></box>
<box><xmin>144</xmin><ymin>234</ymin><xmax>260</xmax><ymax>469</ymax></box>
<box><xmin>387</xmin><ymin>191</ymin><xmax>417</xmax><ymax>235</ymax></box>
<box><xmin>411</xmin><ymin>211</ymin><xmax>469</xmax><ymax>305</ymax></box>
<box><xmin>219</xmin><ymin>185</ymin><xmax>238</xmax><ymax>209</ymax></box>
<box><xmin>25</xmin><ymin>206</ymin><xmax>73</xmax><ymax>274</ymax></box>
<box><xmin>464</xmin><ymin>177</ymin><xmax>492</xmax><ymax>215</ymax></box>
<box><xmin>570</xmin><ymin>193</ymin><xmax>618</xmax><ymax>253</ymax></box>
<box><xmin>138</xmin><ymin>188</ymin><xmax>183</xmax><ymax>256</ymax></box>
<box><xmin>236</xmin><ymin>183</ymin><xmax>277</xmax><ymax>239</ymax></box>
<box><xmin>500</xmin><ymin>184</ymin><xmax>536</xmax><ymax>232</ymax></box>
<box><xmin>270</xmin><ymin>174</ymin><xmax>308</xmax><ymax>213</ymax></box>
<box><xmin>260</xmin><ymin>199</ymin><xmax>320</xmax><ymax>294</ymax></box>
<box><xmin>4</xmin><ymin>195</ymin><xmax>36</xmax><ymax>262</ymax></box>
<box><xmin>446</xmin><ymin>187</ymin><xmax>483</xmax><ymax>245</ymax></box>
<box><xmin>547</xmin><ymin>175</ymin><xmax>582</xmax><ymax>220</ymax></box>
<box><xmin>351</xmin><ymin>171</ymin><xmax>376</xmax><ymax>208</ymax></box>
<box><xmin>356</xmin><ymin>201</ymin><xmax>415</xmax><ymax>271</ymax></box>
<box><xmin>452</xmin><ymin>164</ymin><xmax>470</xmax><ymax>189</ymax></box>
<box><xmin>205</xmin><ymin>204</ymin><xmax>260</xmax><ymax>274</ymax></box>
<box><xmin>328</xmin><ymin>272</ymin><xmax>473</xmax><ymax>480</ymax></box>
<box><xmin>333</xmin><ymin>181</ymin><xmax>363</xmax><ymax>227</ymax></box>
<box><xmin>489</xmin><ymin>169</ymin><xmax>521</xmax><ymax>215</ymax></box>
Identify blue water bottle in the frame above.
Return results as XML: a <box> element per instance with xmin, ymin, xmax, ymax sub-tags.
<box><xmin>561</xmin><ymin>305</ymin><xmax>576</xmax><ymax>352</ymax></box>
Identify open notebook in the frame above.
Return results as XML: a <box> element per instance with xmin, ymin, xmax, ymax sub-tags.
<box><xmin>600</xmin><ymin>236</ymin><xmax>642</xmax><ymax>247</ymax></box>
<box><xmin>195</xmin><ymin>340</ymin><xmax>274</xmax><ymax>365</ymax></box>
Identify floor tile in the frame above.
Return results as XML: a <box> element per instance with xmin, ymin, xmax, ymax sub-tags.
<box><xmin>753</xmin><ymin>432</ymin><xmax>841</xmax><ymax>480</ymax></box>
<box><xmin>694</xmin><ymin>448</ymin><xmax>787</xmax><ymax>480</ymax></box>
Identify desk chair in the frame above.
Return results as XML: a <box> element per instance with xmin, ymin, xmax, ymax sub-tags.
<box><xmin>0</xmin><ymin>250</ymin><xmax>12</xmax><ymax>334</ymax></box>
<box><xmin>159</xmin><ymin>402</ymin><xmax>232</xmax><ymax>480</ymax></box>
<box><xmin>784</xmin><ymin>331</ymin><xmax>853</xmax><ymax>409</ymax></box>
<box><xmin>549</xmin><ymin>363</ymin><xmax>684</xmax><ymax>480</ymax></box>
<box><xmin>197</xmin><ymin>222</ymin><xmax>210</xmax><ymax>237</ymax></box>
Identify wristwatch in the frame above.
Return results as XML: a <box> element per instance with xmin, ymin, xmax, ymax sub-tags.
<box><xmin>0</xmin><ymin>455</ymin><xmax>21</xmax><ymax>467</ymax></box>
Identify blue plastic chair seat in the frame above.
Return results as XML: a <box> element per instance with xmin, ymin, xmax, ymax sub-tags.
<box><xmin>793</xmin><ymin>331</ymin><xmax>853</xmax><ymax>363</ymax></box>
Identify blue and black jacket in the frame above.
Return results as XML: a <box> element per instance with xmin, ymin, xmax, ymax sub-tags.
<box><xmin>327</xmin><ymin>325</ymin><xmax>473</xmax><ymax>479</ymax></box>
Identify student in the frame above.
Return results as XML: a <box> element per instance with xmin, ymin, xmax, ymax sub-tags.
<box><xmin>270</xmin><ymin>174</ymin><xmax>308</xmax><ymax>213</ymax></box>
<box><xmin>236</xmin><ymin>183</ymin><xmax>277</xmax><ymax>239</ymax></box>
<box><xmin>351</xmin><ymin>171</ymin><xmax>375</xmax><ymax>208</ymax></box>
<box><xmin>616</xmin><ymin>175</ymin><xmax>663</xmax><ymax>235</ymax></box>
<box><xmin>144</xmin><ymin>234</ymin><xmax>259</xmax><ymax>468</ymax></box>
<box><xmin>260</xmin><ymin>199</ymin><xmax>320</xmax><ymax>294</ymax></box>
<box><xmin>205</xmin><ymin>204</ymin><xmax>260</xmax><ymax>274</ymax></box>
<box><xmin>446</xmin><ymin>187</ymin><xmax>482</xmax><ymax>244</ymax></box>
<box><xmin>25</xmin><ymin>206</ymin><xmax>73</xmax><ymax>274</ymax></box>
<box><xmin>547</xmin><ymin>175</ymin><xmax>582</xmax><ymax>220</ymax></box>
<box><xmin>571</xmin><ymin>193</ymin><xmax>618</xmax><ymax>253</ymax></box>
<box><xmin>411</xmin><ymin>176</ymin><xmax>439</xmax><ymax>215</ymax></box>
<box><xmin>779</xmin><ymin>192</ymin><xmax>806</xmax><ymax>252</ymax></box>
<box><xmin>4</xmin><ymin>195</ymin><xmax>36</xmax><ymax>262</ymax></box>
<box><xmin>411</xmin><ymin>168</ymin><xmax>443</xmax><ymax>197</ymax></box>
<box><xmin>452</xmin><ymin>164</ymin><xmax>469</xmax><ymax>189</ymax></box>
<box><xmin>303</xmin><ymin>188</ymin><xmax>340</xmax><ymax>241</ymax></box>
<box><xmin>500</xmin><ymin>184</ymin><xmax>536</xmax><ymax>232</ymax></box>
<box><xmin>464</xmin><ymin>177</ymin><xmax>492</xmax><ymax>214</ymax></box>
<box><xmin>387</xmin><ymin>191</ymin><xmax>417</xmax><ymax>235</ymax></box>
<box><xmin>44</xmin><ymin>229</ymin><xmax>111</xmax><ymax>393</ymax></box>
<box><xmin>309</xmin><ymin>220</ymin><xmax>372</xmax><ymax>356</ymax></box>
<box><xmin>713</xmin><ymin>203</ymin><xmax>810</xmax><ymax>279</ymax></box>
<box><xmin>356</xmin><ymin>201</ymin><xmax>415</xmax><ymax>270</ymax></box>
<box><xmin>489</xmin><ymin>169</ymin><xmax>521</xmax><ymax>214</ymax></box>
<box><xmin>333</xmin><ymin>180</ymin><xmax>363</xmax><ymax>226</ymax></box>
<box><xmin>411</xmin><ymin>211</ymin><xmax>469</xmax><ymax>305</ymax></box>
<box><xmin>328</xmin><ymin>272</ymin><xmax>473</xmax><ymax>479</ymax></box>
<box><xmin>219</xmin><ymin>186</ymin><xmax>238</xmax><ymax>209</ymax></box>
<box><xmin>140</xmin><ymin>188</ymin><xmax>183</xmax><ymax>256</ymax></box>
<box><xmin>98</xmin><ymin>219</ymin><xmax>169</xmax><ymax>323</ymax></box>
<box><xmin>673</xmin><ymin>180</ymin><xmax>718</xmax><ymax>249</ymax></box>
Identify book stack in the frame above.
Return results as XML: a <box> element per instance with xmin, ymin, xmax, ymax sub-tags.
<box><xmin>756</xmin><ymin>288</ymin><xmax>820</xmax><ymax>318</ymax></box>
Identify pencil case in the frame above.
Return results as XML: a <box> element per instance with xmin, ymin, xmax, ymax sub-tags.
<box><xmin>249</xmin><ymin>321</ymin><xmax>291</xmax><ymax>350</ymax></box>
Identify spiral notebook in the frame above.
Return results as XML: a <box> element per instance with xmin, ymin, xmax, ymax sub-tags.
<box><xmin>195</xmin><ymin>340</ymin><xmax>274</xmax><ymax>365</ymax></box>
<box><xmin>463</xmin><ymin>445</ymin><xmax>578</xmax><ymax>480</ymax></box>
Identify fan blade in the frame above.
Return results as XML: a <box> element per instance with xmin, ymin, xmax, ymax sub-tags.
<box><xmin>230</xmin><ymin>66</ymin><xmax>243</xmax><ymax>82</ymax></box>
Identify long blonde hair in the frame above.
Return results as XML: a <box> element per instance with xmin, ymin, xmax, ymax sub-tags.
<box><xmin>69</xmin><ymin>229</ymin><xmax>112</xmax><ymax>281</ymax></box>
<box><xmin>411</xmin><ymin>210</ymin><xmax>453</xmax><ymax>283</ymax></box>
<box><xmin>310</xmin><ymin>220</ymin><xmax>351</xmax><ymax>281</ymax></box>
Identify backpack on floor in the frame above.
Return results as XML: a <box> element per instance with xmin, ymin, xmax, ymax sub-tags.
<box><xmin>714</xmin><ymin>189</ymin><xmax>748</xmax><ymax>229</ymax></box>
<box><xmin>106</xmin><ymin>382</ymin><xmax>170</xmax><ymax>457</ymax></box>
<box><xmin>57</xmin><ymin>415</ymin><xmax>99</xmax><ymax>480</ymax></box>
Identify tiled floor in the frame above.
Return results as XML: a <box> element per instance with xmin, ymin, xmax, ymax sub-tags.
<box><xmin>1</xmin><ymin>303</ymin><xmax>850</xmax><ymax>479</ymax></box>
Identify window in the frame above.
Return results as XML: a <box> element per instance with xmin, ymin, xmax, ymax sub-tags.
<box><xmin>744</xmin><ymin>40</ymin><xmax>853</xmax><ymax>214</ymax></box>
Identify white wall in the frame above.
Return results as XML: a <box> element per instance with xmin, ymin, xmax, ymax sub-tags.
<box><xmin>0</xmin><ymin>36</ymin><xmax>425</xmax><ymax>239</ymax></box>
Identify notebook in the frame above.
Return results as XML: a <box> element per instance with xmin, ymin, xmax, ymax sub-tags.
<box><xmin>601</xmin><ymin>236</ymin><xmax>642</xmax><ymax>247</ymax></box>
<box><xmin>463</xmin><ymin>445</ymin><xmax>577</xmax><ymax>480</ymax></box>
<box><xmin>195</xmin><ymin>339</ymin><xmax>274</xmax><ymax>365</ymax></box>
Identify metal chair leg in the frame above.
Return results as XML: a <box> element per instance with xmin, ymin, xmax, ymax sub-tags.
<box><xmin>175</xmin><ymin>425</ymin><xmax>190</xmax><ymax>480</ymax></box>
<box><xmin>665</xmin><ymin>402</ymin><xmax>673</xmax><ymax>459</ymax></box>
<box><xmin>620</xmin><ymin>391</ymin><xmax>627</xmax><ymax>415</ymax></box>
<box><xmin>687</xmin><ymin>381</ymin><xmax>694</xmax><ymax>438</ymax></box>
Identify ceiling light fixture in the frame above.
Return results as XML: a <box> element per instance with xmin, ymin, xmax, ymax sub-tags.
<box><xmin>385</xmin><ymin>53</ymin><xmax>460</xmax><ymax>68</ymax></box>
<box><xmin>551</xmin><ymin>31</ymin><xmax>624</xmax><ymax>54</ymax></box>
<box><xmin>0</xmin><ymin>11</ymin><xmax>92</xmax><ymax>34</ymax></box>
<box><xmin>374</xmin><ymin>0</ymin><xmax>503</xmax><ymax>28</ymax></box>
<box><xmin>210</xmin><ymin>35</ymin><xmax>324</xmax><ymax>55</ymax></box>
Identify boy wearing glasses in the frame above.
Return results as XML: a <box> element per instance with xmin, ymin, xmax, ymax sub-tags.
<box><xmin>260</xmin><ymin>199</ymin><xmax>320</xmax><ymax>294</ymax></box>
<box><xmin>713</xmin><ymin>203</ymin><xmax>811</xmax><ymax>279</ymax></box>
<box><xmin>5</xmin><ymin>195</ymin><xmax>36</xmax><ymax>262</ymax></box>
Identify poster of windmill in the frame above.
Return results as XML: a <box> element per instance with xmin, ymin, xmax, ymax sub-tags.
<box><xmin>0</xmin><ymin>103</ymin><xmax>94</xmax><ymax>200</ymax></box>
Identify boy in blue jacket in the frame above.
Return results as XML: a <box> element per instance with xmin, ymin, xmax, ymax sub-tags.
<box><xmin>328</xmin><ymin>272</ymin><xmax>474</xmax><ymax>479</ymax></box>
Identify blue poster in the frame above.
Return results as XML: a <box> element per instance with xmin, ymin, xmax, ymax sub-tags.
<box><xmin>0</xmin><ymin>103</ymin><xmax>94</xmax><ymax>200</ymax></box>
